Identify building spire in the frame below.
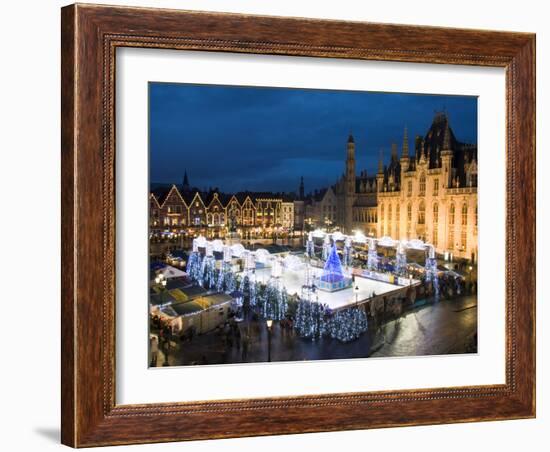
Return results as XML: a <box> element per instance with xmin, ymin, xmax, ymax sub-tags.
<box><xmin>183</xmin><ymin>170</ymin><xmax>190</xmax><ymax>191</ymax></box>
<box><xmin>402</xmin><ymin>126</ymin><xmax>409</xmax><ymax>158</ymax></box>
<box><xmin>299</xmin><ymin>176</ymin><xmax>304</xmax><ymax>200</ymax></box>
<box><xmin>442</xmin><ymin>121</ymin><xmax>452</xmax><ymax>151</ymax></box>
<box><xmin>391</xmin><ymin>142</ymin><xmax>398</xmax><ymax>161</ymax></box>
<box><xmin>378</xmin><ymin>149</ymin><xmax>384</xmax><ymax>174</ymax></box>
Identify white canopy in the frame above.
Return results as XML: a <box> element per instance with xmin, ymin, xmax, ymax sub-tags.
<box><xmin>230</xmin><ymin>243</ymin><xmax>246</xmax><ymax>257</ymax></box>
<box><xmin>211</xmin><ymin>239</ymin><xmax>224</xmax><ymax>252</ymax></box>
<box><xmin>331</xmin><ymin>231</ymin><xmax>345</xmax><ymax>242</ymax></box>
<box><xmin>157</xmin><ymin>265</ymin><xmax>187</xmax><ymax>279</ymax></box>
<box><xmin>254</xmin><ymin>248</ymin><xmax>271</xmax><ymax>264</ymax></box>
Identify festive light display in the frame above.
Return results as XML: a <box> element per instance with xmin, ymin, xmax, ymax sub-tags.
<box><xmin>395</xmin><ymin>242</ymin><xmax>407</xmax><ymax>275</ymax></box>
<box><xmin>294</xmin><ymin>299</ymin><xmax>368</xmax><ymax>342</ymax></box>
<box><xmin>257</xmin><ymin>279</ymin><xmax>288</xmax><ymax>321</ymax></box>
<box><xmin>306</xmin><ymin>232</ymin><xmax>314</xmax><ymax>258</ymax></box>
<box><xmin>322</xmin><ymin>235</ymin><xmax>331</xmax><ymax>261</ymax></box>
<box><xmin>321</xmin><ymin>245</ymin><xmax>346</xmax><ymax>283</ymax></box>
<box><xmin>343</xmin><ymin>237</ymin><xmax>352</xmax><ymax>267</ymax></box>
<box><xmin>216</xmin><ymin>263</ymin><xmax>226</xmax><ymax>292</ymax></box>
<box><xmin>326</xmin><ymin>307</ymin><xmax>368</xmax><ymax>342</ymax></box>
<box><xmin>182</xmin><ymin>235</ymin><xmax>452</xmax><ymax>346</ymax></box>
<box><xmin>238</xmin><ymin>273</ymin><xmax>258</xmax><ymax>307</ymax></box>
<box><xmin>186</xmin><ymin>251</ymin><xmax>203</xmax><ymax>281</ymax></box>
<box><xmin>425</xmin><ymin>256</ymin><xmax>439</xmax><ymax>301</ymax></box>
<box><xmin>367</xmin><ymin>239</ymin><xmax>379</xmax><ymax>271</ymax></box>
<box><xmin>202</xmin><ymin>256</ymin><xmax>216</xmax><ymax>289</ymax></box>
<box><xmin>295</xmin><ymin>299</ymin><xmax>328</xmax><ymax>339</ymax></box>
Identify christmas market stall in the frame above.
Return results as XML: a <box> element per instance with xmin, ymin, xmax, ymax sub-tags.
<box><xmin>161</xmin><ymin>292</ymin><xmax>235</xmax><ymax>336</ymax></box>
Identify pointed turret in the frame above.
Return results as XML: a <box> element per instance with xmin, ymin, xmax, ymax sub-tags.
<box><xmin>402</xmin><ymin>126</ymin><xmax>409</xmax><ymax>158</ymax></box>
<box><xmin>182</xmin><ymin>170</ymin><xmax>190</xmax><ymax>192</ymax></box>
<box><xmin>391</xmin><ymin>142</ymin><xmax>398</xmax><ymax>161</ymax></box>
<box><xmin>442</xmin><ymin>120</ymin><xmax>452</xmax><ymax>152</ymax></box>
<box><xmin>376</xmin><ymin>149</ymin><xmax>385</xmax><ymax>193</ymax></box>
<box><xmin>299</xmin><ymin>176</ymin><xmax>305</xmax><ymax>200</ymax></box>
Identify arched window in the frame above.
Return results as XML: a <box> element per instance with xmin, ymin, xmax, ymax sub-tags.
<box><xmin>432</xmin><ymin>203</ymin><xmax>439</xmax><ymax>246</ymax></box>
<box><xmin>448</xmin><ymin>203</ymin><xmax>455</xmax><ymax>248</ymax></box>
<box><xmin>407</xmin><ymin>180</ymin><xmax>413</xmax><ymax>197</ymax></box>
<box><xmin>449</xmin><ymin>203</ymin><xmax>455</xmax><ymax>225</ymax></box>
<box><xmin>388</xmin><ymin>204</ymin><xmax>392</xmax><ymax>221</ymax></box>
<box><xmin>419</xmin><ymin>174</ymin><xmax>426</xmax><ymax>196</ymax></box>
<box><xmin>462</xmin><ymin>203</ymin><xmax>468</xmax><ymax>225</ymax></box>
<box><xmin>475</xmin><ymin>205</ymin><xmax>478</xmax><ymax>227</ymax></box>
<box><xmin>407</xmin><ymin>203</ymin><xmax>412</xmax><ymax>221</ymax></box>
<box><xmin>418</xmin><ymin>201</ymin><xmax>425</xmax><ymax>224</ymax></box>
<box><xmin>433</xmin><ymin>178</ymin><xmax>439</xmax><ymax>196</ymax></box>
<box><xmin>380</xmin><ymin>203</ymin><xmax>384</xmax><ymax>221</ymax></box>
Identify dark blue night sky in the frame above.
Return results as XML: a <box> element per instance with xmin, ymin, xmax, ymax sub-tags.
<box><xmin>149</xmin><ymin>82</ymin><xmax>477</xmax><ymax>194</ymax></box>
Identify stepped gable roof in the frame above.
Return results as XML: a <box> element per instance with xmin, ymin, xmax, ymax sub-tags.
<box><xmin>203</xmin><ymin>190</ymin><xmax>227</xmax><ymax>207</ymax></box>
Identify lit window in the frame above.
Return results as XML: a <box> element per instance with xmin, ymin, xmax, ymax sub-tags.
<box><xmin>418</xmin><ymin>201</ymin><xmax>425</xmax><ymax>224</ymax></box>
<box><xmin>419</xmin><ymin>174</ymin><xmax>426</xmax><ymax>196</ymax></box>
<box><xmin>449</xmin><ymin>204</ymin><xmax>455</xmax><ymax>225</ymax></box>
<box><xmin>462</xmin><ymin>203</ymin><xmax>468</xmax><ymax>226</ymax></box>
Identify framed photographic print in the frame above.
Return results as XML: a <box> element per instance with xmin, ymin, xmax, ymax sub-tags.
<box><xmin>61</xmin><ymin>3</ymin><xmax>536</xmax><ymax>447</ymax></box>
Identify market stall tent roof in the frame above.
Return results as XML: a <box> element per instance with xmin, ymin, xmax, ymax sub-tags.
<box><xmin>162</xmin><ymin>293</ymin><xmax>235</xmax><ymax>317</ymax></box>
<box><xmin>157</xmin><ymin>265</ymin><xmax>187</xmax><ymax>279</ymax></box>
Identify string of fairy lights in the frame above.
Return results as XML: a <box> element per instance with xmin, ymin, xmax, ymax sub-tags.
<box><xmin>185</xmin><ymin>248</ymin><xmax>368</xmax><ymax>341</ymax></box>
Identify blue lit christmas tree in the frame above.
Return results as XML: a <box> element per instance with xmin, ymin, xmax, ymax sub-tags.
<box><xmin>321</xmin><ymin>245</ymin><xmax>346</xmax><ymax>283</ymax></box>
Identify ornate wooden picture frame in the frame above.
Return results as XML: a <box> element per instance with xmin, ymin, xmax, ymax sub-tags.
<box><xmin>61</xmin><ymin>3</ymin><xmax>535</xmax><ymax>447</ymax></box>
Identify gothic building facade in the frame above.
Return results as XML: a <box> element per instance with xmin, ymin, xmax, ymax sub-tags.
<box><xmin>330</xmin><ymin>112</ymin><xmax>478</xmax><ymax>262</ymax></box>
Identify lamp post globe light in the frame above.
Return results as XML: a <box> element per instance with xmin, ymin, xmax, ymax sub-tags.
<box><xmin>266</xmin><ymin>319</ymin><xmax>273</xmax><ymax>362</ymax></box>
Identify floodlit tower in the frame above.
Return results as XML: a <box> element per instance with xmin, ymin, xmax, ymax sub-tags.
<box><xmin>344</xmin><ymin>134</ymin><xmax>356</xmax><ymax>233</ymax></box>
<box><xmin>376</xmin><ymin>149</ymin><xmax>385</xmax><ymax>193</ymax></box>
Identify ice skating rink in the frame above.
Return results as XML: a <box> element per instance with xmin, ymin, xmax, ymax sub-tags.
<box><xmin>252</xmin><ymin>266</ymin><xmax>401</xmax><ymax>309</ymax></box>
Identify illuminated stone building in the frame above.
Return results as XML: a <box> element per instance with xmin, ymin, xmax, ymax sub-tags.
<box><xmin>333</xmin><ymin>112</ymin><xmax>478</xmax><ymax>261</ymax></box>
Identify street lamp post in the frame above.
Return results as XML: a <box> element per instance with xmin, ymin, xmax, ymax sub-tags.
<box><xmin>155</xmin><ymin>274</ymin><xmax>169</xmax><ymax>366</ymax></box>
<box><xmin>354</xmin><ymin>285</ymin><xmax>360</xmax><ymax>308</ymax></box>
<box><xmin>266</xmin><ymin>319</ymin><xmax>273</xmax><ymax>362</ymax></box>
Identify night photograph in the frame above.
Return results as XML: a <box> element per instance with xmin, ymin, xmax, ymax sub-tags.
<box><xmin>148</xmin><ymin>82</ymin><xmax>479</xmax><ymax>367</ymax></box>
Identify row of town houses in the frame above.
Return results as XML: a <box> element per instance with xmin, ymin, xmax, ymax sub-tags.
<box><xmin>150</xmin><ymin>185</ymin><xmax>304</xmax><ymax>233</ymax></box>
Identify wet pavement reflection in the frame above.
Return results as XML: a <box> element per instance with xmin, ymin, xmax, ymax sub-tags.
<box><xmin>156</xmin><ymin>295</ymin><xmax>477</xmax><ymax>367</ymax></box>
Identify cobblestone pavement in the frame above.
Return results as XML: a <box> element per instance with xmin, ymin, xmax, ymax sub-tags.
<box><xmin>154</xmin><ymin>295</ymin><xmax>477</xmax><ymax>367</ymax></box>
